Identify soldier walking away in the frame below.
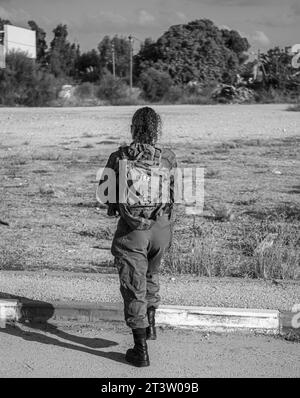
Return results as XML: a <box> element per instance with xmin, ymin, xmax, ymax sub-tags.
<box><xmin>98</xmin><ymin>107</ymin><xmax>177</xmax><ymax>367</ymax></box>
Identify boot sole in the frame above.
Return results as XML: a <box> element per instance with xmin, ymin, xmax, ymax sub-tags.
<box><xmin>125</xmin><ymin>357</ymin><xmax>150</xmax><ymax>367</ymax></box>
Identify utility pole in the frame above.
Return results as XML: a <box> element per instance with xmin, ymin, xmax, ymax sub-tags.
<box><xmin>0</xmin><ymin>30</ymin><xmax>5</xmax><ymax>69</ymax></box>
<box><xmin>128</xmin><ymin>35</ymin><xmax>133</xmax><ymax>92</ymax></box>
<box><xmin>111</xmin><ymin>41</ymin><xmax>116</xmax><ymax>79</ymax></box>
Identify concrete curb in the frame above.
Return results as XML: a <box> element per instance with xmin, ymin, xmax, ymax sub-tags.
<box><xmin>0</xmin><ymin>299</ymin><xmax>292</xmax><ymax>335</ymax></box>
<box><xmin>0</xmin><ymin>299</ymin><xmax>19</xmax><ymax>328</ymax></box>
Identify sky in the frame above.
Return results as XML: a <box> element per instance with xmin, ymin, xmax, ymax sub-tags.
<box><xmin>0</xmin><ymin>0</ymin><xmax>299</xmax><ymax>54</ymax></box>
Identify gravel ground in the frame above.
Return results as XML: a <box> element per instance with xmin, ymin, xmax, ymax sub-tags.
<box><xmin>1</xmin><ymin>320</ymin><xmax>299</xmax><ymax>377</ymax></box>
<box><xmin>0</xmin><ymin>271</ymin><xmax>299</xmax><ymax>311</ymax></box>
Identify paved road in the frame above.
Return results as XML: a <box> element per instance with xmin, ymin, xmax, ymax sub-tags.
<box><xmin>0</xmin><ymin>321</ymin><xmax>299</xmax><ymax>378</ymax></box>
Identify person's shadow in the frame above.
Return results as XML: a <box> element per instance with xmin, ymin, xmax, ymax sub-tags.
<box><xmin>0</xmin><ymin>293</ymin><xmax>128</xmax><ymax>365</ymax></box>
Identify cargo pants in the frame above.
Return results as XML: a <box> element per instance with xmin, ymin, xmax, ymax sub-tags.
<box><xmin>111</xmin><ymin>215</ymin><xmax>172</xmax><ymax>329</ymax></box>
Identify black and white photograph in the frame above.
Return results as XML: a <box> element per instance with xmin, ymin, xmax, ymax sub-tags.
<box><xmin>0</xmin><ymin>0</ymin><xmax>299</xmax><ymax>381</ymax></box>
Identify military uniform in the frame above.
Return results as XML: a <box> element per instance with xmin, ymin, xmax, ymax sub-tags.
<box><xmin>100</xmin><ymin>142</ymin><xmax>177</xmax><ymax>329</ymax></box>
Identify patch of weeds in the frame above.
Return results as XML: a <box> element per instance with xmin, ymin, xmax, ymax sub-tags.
<box><xmin>247</xmin><ymin>203</ymin><xmax>300</xmax><ymax>222</ymax></box>
<box><xmin>287</xmin><ymin>104</ymin><xmax>300</xmax><ymax>112</ymax></box>
<box><xmin>96</xmin><ymin>140</ymin><xmax>117</xmax><ymax>145</ymax></box>
<box><xmin>230</xmin><ymin>220</ymin><xmax>299</xmax><ymax>279</ymax></box>
<box><xmin>236</xmin><ymin>198</ymin><xmax>257</xmax><ymax>206</ymax></box>
<box><xmin>7</xmin><ymin>155</ymin><xmax>28</xmax><ymax>166</ymax></box>
<box><xmin>283</xmin><ymin>331</ymin><xmax>300</xmax><ymax>342</ymax></box>
<box><xmin>163</xmin><ymin>230</ymin><xmax>236</xmax><ymax>277</ymax></box>
<box><xmin>78</xmin><ymin>226</ymin><xmax>114</xmax><ymax>240</ymax></box>
<box><xmin>212</xmin><ymin>143</ymin><xmax>231</xmax><ymax>154</ymax></box>
<box><xmin>32</xmin><ymin>152</ymin><xmax>60</xmax><ymax>161</ymax></box>
<box><xmin>239</xmin><ymin>138</ymin><xmax>262</xmax><ymax>147</ymax></box>
<box><xmin>205</xmin><ymin>169</ymin><xmax>221</xmax><ymax>179</ymax></box>
<box><xmin>0</xmin><ymin>246</ymin><xmax>25</xmax><ymax>271</ymax></box>
<box><xmin>39</xmin><ymin>184</ymin><xmax>55</xmax><ymax>195</ymax></box>
<box><xmin>82</xmin><ymin>132</ymin><xmax>94</xmax><ymax>138</ymax></box>
<box><xmin>162</xmin><ymin>216</ymin><xmax>299</xmax><ymax>280</ymax></box>
<box><xmin>288</xmin><ymin>185</ymin><xmax>300</xmax><ymax>194</ymax></box>
<box><xmin>32</xmin><ymin>169</ymin><xmax>51</xmax><ymax>175</ymax></box>
<box><xmin>73</xmin><ymin>201</ymin><xmax>99</xmax><ymax>208</ymax></box>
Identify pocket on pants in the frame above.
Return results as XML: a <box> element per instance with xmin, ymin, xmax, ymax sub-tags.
<box><xmin>115</xmin><ymin>257</ymin><xmax>145</xmax><ymax>300</ymax></box>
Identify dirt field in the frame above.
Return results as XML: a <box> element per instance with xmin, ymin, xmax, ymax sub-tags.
<box><xmin>0</xmin><ymin>104</ymin><xmax>299</xmax><ymax>279</ymax></box>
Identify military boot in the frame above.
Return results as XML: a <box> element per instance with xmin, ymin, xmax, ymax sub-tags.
<box><xmin>146</xmin><ymin>306</ymin><xmax>157</xmax><ymax>340</ymax></box>
<box><xmin>125</xmin><ymin>328</ymin><xmax>150</xmax><ymax>367</ymax></box>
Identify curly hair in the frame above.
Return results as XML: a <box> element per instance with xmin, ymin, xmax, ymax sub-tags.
<box><xmin>131</xmin><ymin>107</ymin><xmax>162</xmax><ymax>145</ymax></box>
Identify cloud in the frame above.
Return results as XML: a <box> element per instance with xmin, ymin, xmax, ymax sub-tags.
<box><xmin>175</xmin><ymin>11</ymin><xmax>188</xmax><ymax>22</ymax></box>
<box><xmin>0</xmin><ymin>3</ymin><xmax>31</xmax><ymax>25</ymax></box>
<box><xmin>186</xmin><ymin>0</ymin><xmax>268</xmax><ymax>6</ymax></box>
<box><xmin>70</xmin><ymin>11</ymin><xmax>129</xmax><ymax>33</ymax></box>
<box><xmin>137</xmin><ymin>10</ymin><xmax>155</xmax><ymax>26</ymax></box>
<box><xmin>251</xmin><ymin>30</ymin><xmax>271</xmax><ymax>47</ymax></box>
<box><xmin>291</xmin><ymin>1</ymin><xmax>300</xmax><ymax>15</ymax></box>
<box><xmin>0</xmin><ymin>5</ymin><xmax>10</xmax><ymax>18</ymax></box>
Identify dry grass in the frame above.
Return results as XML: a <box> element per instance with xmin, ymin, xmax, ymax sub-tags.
<box><xmin>0</xmin><ymin>105</ymin><xmax>299</xmax><ymax>278</ymax></box>
<box><xmin>32</xmin><ymin>151</ymin><xmax>60</xmax><ymax>161</ymax></box>
<box><xmin>0</xmin><ymin>246</ymin><xmax>25</xmax><ymax>271</ymax></box>
<box><xmin>163</xmin><ymin>215</ymin><xmax>299</xmax><ymax>280</ymax></box>
<box><xmin>77</xmin><ymin>226</ymin><xmax>114</xmax><ymax>240</ymax></box>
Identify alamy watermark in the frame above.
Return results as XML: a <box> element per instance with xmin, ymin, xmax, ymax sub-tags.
<box><xmin>291</xmin><ymin>304</ymin><xmax>300</xmax><ymax>329</ymax></box>
<box><xmin>96</xmin><ymin>163</ymin><xmax>204</xmax><ymax>215</ymax></box>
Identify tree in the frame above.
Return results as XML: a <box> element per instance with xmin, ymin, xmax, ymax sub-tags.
<box><xmin>221</xmin><ymin>29</ymin><xmax>250</xmax><ymax>64</ymax></box>
<box><xmin>48</xmin><ymin>24</ymin><xmax>80</xmax><ymax>78</ymax></box>
<box><xmin>135</xmin><ymin>19</ymin><xmax>250</xmax><ymax>85</ymax></box>
<box><xmin>98</xmin><ymin>35</ymin><xmax>131</xmax><ymax>79</ymax></box>
<box><xmin>0</xmin><ymin>51</ymin><xmax>57</xmax><ymax>106</ymax></box>
<box><xmin>76</xmin><ymin>49</ymin><xmax>101</xmax><ymax>82</ymax></box>
<box><xmin>0</xmin><ymin>18</ymin><xmax>11</xmax><ymax>31</ymax></box>
<box><xmin>28</xmin><ymin>20</ymin><xmax>48</xmax><ymax>65</ymax></box>
<box><xmin>96</xmin><ymin>71</ymin><xmax>128</xmax><ymax>103</ymax></box>
<box><xmin>139</xmin><ymin>67</ymin><xmax>172</xmax><ymax>101</ymax></box>
<box><xmin>259</xmin><ymin>47</ymin><xmax>299</xmax><ymax>91</ymax></box>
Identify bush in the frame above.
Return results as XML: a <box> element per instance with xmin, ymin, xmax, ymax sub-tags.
<box><xmin>96</xmin><ymin>72</ymin><xmax>129</xmax><ymax>103</ymax></box>
<box><xmin>75</xmin><ymin>82</ymin><xmax>96</xmax><ymax>99</ymax></box>
<box><xmin>254</xmin><ymin>88</ymin><xmax>297</xmax><ymax>104</ymax></box>
<box><xmin>140</xmin><ymin>67</ymin><xmax>172</xmax><ymax>102</ymax></box>
<box><xmin>162</xmin><ymin>85</ymin><xmax>183</xmax><ymax>103</ymax></box>
<box><xmin>287</xmin><ymin>103</ymin><xmax>300</xmax><ymax>111</ymax></box>
<box><xmin>0</xmin><ymin>51</ymin><xmax>58</xmax><ymax>106</ymax></box>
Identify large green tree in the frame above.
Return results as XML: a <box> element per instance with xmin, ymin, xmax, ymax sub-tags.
<box><xmin>28</xmin><ymin>20</ymin><xmax>48</xmax><ymax>65</ymax></box>
<box><xmin>0</xmin><ymin>51</ymin><xmax>57</xmax><ymax>106</ymax></box>
<box><xmin>98</xmin><ymin>35</ymin><xmax>131</xmax><ymax>79</ymax></box>
<box><xmin>135</xmin><ymin>19</ymin><xmax>250</xmax><ymax>85</ymax></box>
<box><xmin>76</xmin><ymin>49</ymin><xmax>101</xmax><ymax>82</ymax></box>
<box><xmin>48</xmin><ymin>24</ymin><xmax>80</xmax><ymax>78</ymax></box>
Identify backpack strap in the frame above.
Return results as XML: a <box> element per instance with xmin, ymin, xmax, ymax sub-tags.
<box><xmin>119</xmin><ymin>146</ymin><xmax>128</xmax><ymax>160</ymax></box>
<box><xmin>153</xmin><ymin>147</ymin><xmax>162</xmax><ymax>166</ymax></box>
